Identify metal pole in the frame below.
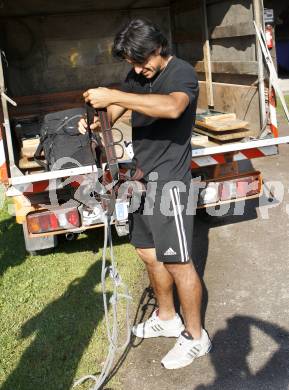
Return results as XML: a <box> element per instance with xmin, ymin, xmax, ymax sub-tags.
<box><xmin>253</xmin><ymin>0</ymin><xmax>267</xmax><ymax>129</ymax></box>
<box><xmin>0</xmin><ymin>51</ymin><xmax>22</xmax><ymax>177</ymax></box>
<box><xmin>201</xmin><ymin>0</ymin><xmax>214</xmax><ymax>109</ymax></box>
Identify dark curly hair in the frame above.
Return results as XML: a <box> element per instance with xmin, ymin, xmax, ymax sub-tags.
<box><xmin>112</xmin><ymin>18</ymin><xmax>170</xmax><ymax>64</ymax></box>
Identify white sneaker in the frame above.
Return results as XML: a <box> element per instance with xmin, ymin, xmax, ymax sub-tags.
<box><xmin>132</xmin><ymin>309</ymin><xmax>185</xmax><ymax>338</ymax></box>
<box><xmin>161</xmin><ymin>329</ymin><xmax>212</xmax><ymax>369</ymax></box>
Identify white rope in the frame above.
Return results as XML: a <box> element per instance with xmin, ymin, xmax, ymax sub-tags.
<box><xmin>73</xmin><ymin>213</ymin><xmax>132</xmax><ymax>390</ymax></box>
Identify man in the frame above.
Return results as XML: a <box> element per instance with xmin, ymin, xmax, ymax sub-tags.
<box><xmin>79</xmin><ymin>18</ymin><xmax>211</xmax><ymax>369</ymax></box>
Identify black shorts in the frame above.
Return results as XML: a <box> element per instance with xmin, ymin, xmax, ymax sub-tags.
<box><xmin>129</xmin><ymin>180</ymin><xmax>195</xmax><ymax>263</ymax></box>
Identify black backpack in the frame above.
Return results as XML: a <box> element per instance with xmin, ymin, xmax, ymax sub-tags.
<box><xmin>34</xmin><ymin>107</ymin><xmax>101</xmax><ymax>171</ymax></box>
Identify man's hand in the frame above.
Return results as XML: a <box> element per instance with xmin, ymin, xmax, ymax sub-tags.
<box><xmin>83</xmin><ymin>88</ymin><xmax>190</xmax><ymax>120</ymax></box>
<box><xmin>83</xmin><ymin>87</ymin><xmax>116</xmax><ymax>109</ymax></box>
<box><xmin>78</xmin><ymin>115</ymin><xmax>101</xmax><ymax>134</ymax></box>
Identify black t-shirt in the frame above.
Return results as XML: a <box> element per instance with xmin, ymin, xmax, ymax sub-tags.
<box><xmin>121</xmin><ymin>56</ymin><xmax>199</xmax><ymax>182</ymax></box>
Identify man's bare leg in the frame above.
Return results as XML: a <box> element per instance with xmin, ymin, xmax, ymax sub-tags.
<box><xmin>136</xmin><ymin>248</ymin><xmax>175</xmax><ymax>320</ymax></box>
<box><xmin>165</xmin><ymin>261</ymin><xmax>202</xmax><ymax>339</ymax></box>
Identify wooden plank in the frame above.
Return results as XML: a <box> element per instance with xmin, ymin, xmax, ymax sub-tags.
<box><xmin>8</xmin><ymin>83</ymin><xmax>125</xmax><ymax>119</ymax></box>
<box><xmin>207</xmin><ymin>0</ymin><xmax>254</xmax><ymax>27</ymax></box>
<box><xmin>195</xmin><ymin>118</ymin><xmax>249</xmax><ymax>131</ymax></box>
<box><xmin>211</xmin><ymin>74</ymin><xmax>258</xmax><ymax>85</ymax></box>
<box><xmin>210</xmin><ymin>37</ymin><xmax>256</xmax><ymax>62</ymax></box>
<box><xmin>193</xmin><ymin>126</ymin><xmax>254</xmax><ymax>141</ymax></box>
<box><xmin>173</xmin><ymin>31</ymin><xmax>203</xmax><ymax>43</ymax></box>
<box><xmin>8</xmin><ymin>90</ymin><xmax>84</xmax><ymax>119</ymax></box>
<box><xmin>210</xmin><ymin>21</ymin><xmax>255</xmax><ymax>39</ymax></box>
<box><xmin>197</xmin><ymin>112</ymin><xmax>237</xmax><ymax>123</ymax></box>
<box><xmin>194</xmin><ymin>61</ymin><xmax>259</xmax><ymax>75</ymax></box>
<box><xmin>191</xmin><ymin>137</ymin><xmax>218</xmax><ymax>149</ymax></box>
<box><xmin>19</xmin><ymin>157</ymin><xmax>43</xmax><ymax>170</ymax></box>
<box><xmin>21</xmin><ymin>138</ymin><xmax>40</xmax><ymax>159</ymax></box>
<box><xmin>173</xmin><ymin>0</ymin><xmax>201</xmax><ymax>14</ymax></box>
<box><xmin>201</xmin><ymin>0</ymin><xmax>214</xmax><ymax>108</ymax></box>
<box><xmin>191</xmin><ymin>132</ymin><xmax>209</xmax><ymax>146</ymax></box>
<box><xmin>204</xmin><ymin>113</ymin><xmax>236</xmax><ymax>122</ymax></box>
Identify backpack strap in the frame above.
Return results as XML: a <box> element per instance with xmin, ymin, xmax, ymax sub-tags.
<box><xmin>86</xmin><ymin>104</ymin><xmax>105</xmax><ymax>168</ymax></box>
<box><xmin>34</xmin><ymin>138</ymin><xmax>48</xmax><ymax>171</ymax></box>
<box><xmin>96</xmin><ymin>108</ymin><xmax>120</xmax><ymax>182</ymax></box>
<box><xmin>86</xmin><ymin>104</ymin><xmax>144</xmax><ymax>183</ymax></box>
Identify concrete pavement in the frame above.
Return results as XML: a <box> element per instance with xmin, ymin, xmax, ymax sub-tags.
<box><xmin>117</xmin><ymin>117</ymin><xmax>289</xmax><ymax>390</ymax></box>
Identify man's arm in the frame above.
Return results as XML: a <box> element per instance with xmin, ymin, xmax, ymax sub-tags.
<box><xmin>84</xmin><ymin>88</ymin><xmax>190</xmax><ymax>119</ymax></box>
<box><xmin>111</xmin><ymin>90</ymin><xmax>189</xmax><ymax>119</ymax></box>
<box><xmin>107</xmin><ymin>104</ymin><xmax>127</xmax><ymax>125</ymax></box>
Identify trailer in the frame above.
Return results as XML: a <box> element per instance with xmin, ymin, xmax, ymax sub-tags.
<box><xmin>1</xmin><ymin>0</ymin><xmax>289</xmax><ymax>253</ymax></box>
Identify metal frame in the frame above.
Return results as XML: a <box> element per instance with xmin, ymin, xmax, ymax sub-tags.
<box><xmin>201</xmin><ymin>0</ymin><xmax>214</xmax><ymax>109</ymax></box>
<box><xmin>253</xmin><ymin>0</ymin><xmax>267</xmax><ymax>129</ymax></box>
<box><xmin>8</xmin><ymin>134</ymin><xmax>289</xmax><ymax>187</ymax></box>
<box><xmin>0</xmin><ymin>51</ymin><xmax>22</xmax><ymax>177</ymax></box>
<box><xmin>9</xmin><ymin>164</ymin><xmax>100</xmax><ymax>186</ymax></box>
<box><xmin>192</xmin><ymin>136</ymin><xmax>289</xmax><ymax>157</ymax></box>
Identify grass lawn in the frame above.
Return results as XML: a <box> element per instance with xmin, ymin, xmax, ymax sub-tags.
<box><xmin>0</xmin><ymin>200</ymin><xmax>144</xmax><ymax>390</ymax></box>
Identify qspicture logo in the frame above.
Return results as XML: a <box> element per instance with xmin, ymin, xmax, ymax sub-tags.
<box><xmin>2</xmin><ymin>157</ymin><xmax>289</xmax><ymax>221</ymax></box>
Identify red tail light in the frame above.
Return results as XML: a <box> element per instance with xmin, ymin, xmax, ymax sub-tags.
<box><xmin>199</xmin><ymin>172</ymin><xmax>262</xmax><ymax>206</ymax></box>
<box><xmin>220</xmin><ymin>174</ymin><xmax>261</xmax><ymax>201</ymax></box>
<box><xmin>27</xmin><ymin>207</ymin><xmax>80</xmax><ymax>234</ymax></box>
<box><xmin>50</xmin><ymin>214</ymin><xmax>59</xmax><ymax>230</ymax></box>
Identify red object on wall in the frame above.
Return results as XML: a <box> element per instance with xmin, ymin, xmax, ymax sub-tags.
<box><xmin>265</xmin><ymin>24</ymin><xmax>273</xmax><ymax>49</ymax></box>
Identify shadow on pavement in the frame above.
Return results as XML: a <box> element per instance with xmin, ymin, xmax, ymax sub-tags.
<box><xmin>193</xmin><ymin>198</ymin><xmax>259</xmax><ymax>327</ymax></box>
<box><xmin>195</xmin><ymin>315</ymin><xmax>289</xmax><ymax>390</ymax></box>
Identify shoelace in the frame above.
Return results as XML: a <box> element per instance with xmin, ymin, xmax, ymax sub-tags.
<box><xmin>147</xmin><ymin>315</ymin><xmax>158</xmax><ymax>326</ymax></box>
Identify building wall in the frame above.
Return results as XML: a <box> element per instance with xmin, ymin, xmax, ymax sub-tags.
<box><xmin>1</xmin><ymin>8</ymin><xmax>171</xmax><ymax>96</ymax></box>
